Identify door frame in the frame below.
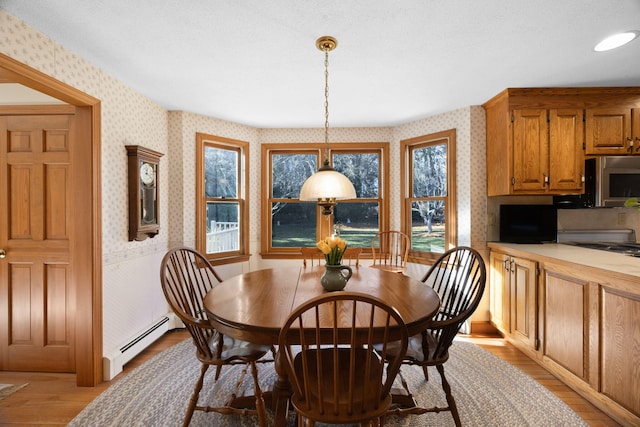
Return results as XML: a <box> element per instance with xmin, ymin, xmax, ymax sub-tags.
<box><xmin>0</xmin><ymin>52</ymin><xmax>102</xmax><ymax>386</ymax></box>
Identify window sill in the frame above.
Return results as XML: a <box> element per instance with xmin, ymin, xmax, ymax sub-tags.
<box><xmin>207</xmin><ymin>254</ymin><xmax>251</xmax><ymax>266</ymax></box>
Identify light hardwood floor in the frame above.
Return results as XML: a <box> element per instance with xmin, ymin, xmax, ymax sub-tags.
<box><xmin>0</xmin><ymin>329</ymin><xmax>620</xmax><ymax>426</ymax></box>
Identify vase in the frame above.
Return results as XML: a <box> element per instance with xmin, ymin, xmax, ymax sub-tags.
<box><xmin>320</xmin><ymin>264</ymin><xmax>352</xmax><ymax>291</ymax></box>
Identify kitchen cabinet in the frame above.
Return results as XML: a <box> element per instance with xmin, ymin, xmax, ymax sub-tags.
<box><xmin>513</xmin><ymin>108</ymin><xmax>584</xmax><ymax>193</ymax></box>
<box><xmin>488</xmin><ymin>242</ymin><xmax>640</xmax><ymax>426</ymax></box>
<box><xmin>541</xmin><ymin>262</ymin><xmax>640</xmax><ymax>423</ymax></box>
<box><xmin>485</xmin><ymin>95</ymin><xmax>584</xmax><ymax>195</ymax></box>
<box><xmin>585</xmin><ymin>107</ymin><xmax>640</xmax><ymax>155</ymax></box>
<box><xmin>484</xmin><ymin>87</ymin><xmax>640</xmax><ymax>196</ymax></box>
<box><xmin>489</xmin><ymin>251</ymin><xmax>538</xmax><ymax>354</ymax></box>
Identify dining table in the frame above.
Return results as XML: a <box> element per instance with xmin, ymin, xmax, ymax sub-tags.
<box><xmin>203</xmin><ymin>265</ymin><xmax>441</xmax><ymax>426</ymax></box>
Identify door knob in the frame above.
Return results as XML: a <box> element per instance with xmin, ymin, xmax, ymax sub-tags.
<box><xmin>0</xmin><ymin>249</ymin><xmax>6</xmax><ymax>258</ymax></box>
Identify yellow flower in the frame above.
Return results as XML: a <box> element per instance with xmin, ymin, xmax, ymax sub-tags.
<box><xmin>316</xmin><ymin>235</ymin><xmax>348</xmax><ymax>265</ymax></box>
<box><xmin>317</xmin><ymin>240</ymin><xmax>331</xmax><ymax>254</ymax></box>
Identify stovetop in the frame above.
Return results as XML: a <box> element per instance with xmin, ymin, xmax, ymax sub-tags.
<box><xmin>564</xmin><ymin>241</ymin><xmax>640</xmax><ymax>257</ymax></box>
<box><xmin>557</xmin><ymin>229</ymin><xmax>640</xmax><ymax>258</ymax></box>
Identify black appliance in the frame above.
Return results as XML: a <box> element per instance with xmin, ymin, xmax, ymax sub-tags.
<box><xmin>499</xmin><ymin>204</ymin><xmax>558</xmax><ymax>244</ymax></box>
<box><xmin>553</xmin><ymin>157</ymin><xmax>596</xmax><ymax>208</ymax></box>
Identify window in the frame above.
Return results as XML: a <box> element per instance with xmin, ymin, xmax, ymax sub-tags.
<box><xmin>401</xmin><ymin>129</ymin><xmax>456</xmax><ymax>263</ymax></box>
<box><xmin>196</xmin><ymin>133</ymin><xmax>249</xmax><ymax>264</ymax></box>
<box><xmin>261</xmin><ymin>143</ymin><xmax>389</xmax><ymax>257</ymax></box>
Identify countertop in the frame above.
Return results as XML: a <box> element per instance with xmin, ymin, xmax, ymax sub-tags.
<box><xmin>487</xmin><ymin>242</ymin><xmax>640</xmax><ymax>280</ymax></box>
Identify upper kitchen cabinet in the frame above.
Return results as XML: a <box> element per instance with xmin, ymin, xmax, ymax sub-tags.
<box><xmin>484</xmin><ymin>87</ymin><xmax>640</xmax><ymax>196</ymax></box>
<box><xmin>585</xmin><ymin>107</ymin><xmax>640</xmax><ymax>155</ymax></box>
<box><xmin>484</xmin><ymin>90</ymin><xmax>584</xmax><ymax>195</ymax></box>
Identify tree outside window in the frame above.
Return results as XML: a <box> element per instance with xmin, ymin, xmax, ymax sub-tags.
<box><xmin>262</xmin><ymin>143</ymin><xmax>389</xmax><ymax>256</ymax></box>
<box><xmin>401</xmin><ymin>130</ymin><xmax>457</xmax><ymax>262</ymax></box>
<box><xmin>196</xmin><ymin>133</ymin><xmax>249</xmax><ymax>264</ymax></box>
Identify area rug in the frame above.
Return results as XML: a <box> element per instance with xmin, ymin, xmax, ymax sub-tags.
<box><xmin>69</xmin><ymin>339</ymin><xmax>587</xmax><ymax>426</ymax></box>
<box><xmin>0</xmin><ymin>383</ymin><xmax>28</xmax><ymax>400</ymax></box>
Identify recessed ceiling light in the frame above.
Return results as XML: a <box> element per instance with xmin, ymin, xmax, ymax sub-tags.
<box><xmin>594</xmin><ymin>31</ymin><xmax>639</xmax><ymax>52</ymax></box>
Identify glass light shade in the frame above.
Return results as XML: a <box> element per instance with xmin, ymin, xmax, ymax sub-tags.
<box><xmin>299</xmin><ymin>168</ymin><xmax>356</xmax><ymax>201</ymax></box>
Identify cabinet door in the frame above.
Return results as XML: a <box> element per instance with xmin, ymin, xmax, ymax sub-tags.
<box><xmin>489</xmin><ymin>252</ymin><xmax>510</xmax><ymax>333</ymax></box>
<box><xmin>585</xmin><ymin>108</ymin><xmax>632</xmax><ymax>155</ymax></box>
<box><xmin>601</xmin><ymin>286</ymin><xmax>640</xmax><ymax>416</ymax></box>
<box><xmin>510</xmin><ymin>257</ymin><xmax>537</xmax><ymax>350</ymax></box>
<box><xmin>543</xmin><ymin>271</ymin><xmax>586</xmax><ymax>380</ymax></box>
<box><xmin>632</xmin><ymin>108</ymin><xmax>640</xmax><ymax>155</ymax></box>
<box><xmin>548</xmin><ymin>109</ymin><xmax>585</xmax><ymax>192</ymax></box>
<box><xmin>512</xmin><ymin>109</ymin><xmax>549</xmax><ymax>191</ymax></box>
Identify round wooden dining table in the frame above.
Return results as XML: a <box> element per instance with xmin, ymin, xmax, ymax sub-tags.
<box><xmin>203</xmin><ymin>265</ymin><xmax>440</xmax><ymax>426</ymax></box>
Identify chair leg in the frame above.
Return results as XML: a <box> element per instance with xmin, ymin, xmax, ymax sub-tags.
<box><xmin>436</xmin><ymin>364</ymin><xmax>461</xmax><ymax>427</ymax></box>
<box><xmin>183</xmin><ymin>363</ymin><xmax>209</xmax><ymax>427</ymax></box>
<box><xmin>214</xmin><ymin>364</ymin><xmax>222</xmax><ymax>380</ymax></box>
<box><xmin>250</xmin><ymin>361</ymin><xmax>267</xmax><ymax>427</ymax></box>
<box><xmin>422</xmin><ymin>364</ymin><xmax>429</xmax><ymax>381</ymax></box>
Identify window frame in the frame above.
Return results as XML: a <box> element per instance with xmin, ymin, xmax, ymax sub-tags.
<box><xmin>401</xmin><ymin>129</ymin><xmax>457</xmax><ymax>264</ymax></box>
<box><xmin>261</xmin><ymin>142</ymin><xmax>389</xmax><ymax>258</ymax></box>
<box><xmin>196</xmin><ymin>132</ymin><xmax>250</xmax><ymax>265</ymax></box>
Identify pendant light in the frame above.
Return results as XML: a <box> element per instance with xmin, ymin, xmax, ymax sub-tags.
<box><xmin>299</xmin><ymin>36</ymin><xmax>356</xmax><ymax>216</ymax></box>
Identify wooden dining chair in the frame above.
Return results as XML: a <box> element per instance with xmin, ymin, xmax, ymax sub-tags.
<box><xmin>160</xmin><ymin>247</ymin><xmax>272</xmax><ymax>427</ymax></box>
<box><xmin>370</xmin><ymin>230</ymin><xmax>410</xmax><ymax>273</ymax></box>
<box><xmin>301</xmin><ymin>247</ymin><xmax>324</xmax><ymax>267</ymax></box>
<box><xmin>302</xmin><ymin>246</ymin><xmax>362</xmax><ymax>267</ymax></box>
<box><xmin>278</xmin><ymin>292</ymin><xmax>409</xmax><ymax>426</ymax></box>
<box><xmin>384</xmin><ymin>246</ymin><xmax>486</xmax><ymax>426</ymax></box>
<box><xmin>342</xmin><ymin>247</ymin><xmax>362</xmax><ymax>267</ymax></box>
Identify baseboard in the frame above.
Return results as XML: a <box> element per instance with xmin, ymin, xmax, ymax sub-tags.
<box><xmin>469</xmin><ymin>320</ymin><xmax>501</xmax><ymax>337</ymax></box>
<box><xmin>102</xmin><ymin>313</ymin><xmax>182</xmax><ymax>381</ymax></box>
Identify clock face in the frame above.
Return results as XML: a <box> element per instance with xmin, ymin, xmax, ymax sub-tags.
<box><xmin>140</xmin><ymin>162</ymin><xmax>155</xmax><ymax>186</ymax></box>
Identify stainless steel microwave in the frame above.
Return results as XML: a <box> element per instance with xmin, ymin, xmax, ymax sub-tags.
<box><xmin>598</xmin><ymin>156</ymin><xmax>640</xmax><ymax>207</ymax></box>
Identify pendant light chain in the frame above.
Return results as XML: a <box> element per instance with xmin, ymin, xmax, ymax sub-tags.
<box><xmin>299</xmin><ymin>36</ymin><xmax>355</xmax><ymax>215</ymax></box>
<box><xmin>323</xmin><ymin>47</ymin><xmax>330</xmax><ymax>164</ymax></box>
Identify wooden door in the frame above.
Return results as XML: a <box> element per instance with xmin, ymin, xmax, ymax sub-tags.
<box><xmin>0</xmin><ymin>111</ymin><xmax>76</xmax><ymax>372</ymax></box>
<box><xmin>512</xmin><ymin>109</ymin><xmax>549</xmax><ymax>192</ymax></box>
<box><xmin>585</xmin><ymin>107</ymin><xmax>631</xmax><ymax>155</ymax></box>
<box><xmin>548</xmin><ymin>109</ymin><xmax>585</xmax><ymax>192</ymax></box>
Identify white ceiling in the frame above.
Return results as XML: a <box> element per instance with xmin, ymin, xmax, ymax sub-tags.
<box><xmin>2</xmin><ymin>0</ymin><xmax>640</xmax><ymax>128</ymax></box>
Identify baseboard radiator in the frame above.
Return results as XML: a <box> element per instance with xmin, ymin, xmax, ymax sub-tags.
<box><xmin>103</xmin><ymin>313</ymin><xmax>182</xmax><ymax>381</ymax></box>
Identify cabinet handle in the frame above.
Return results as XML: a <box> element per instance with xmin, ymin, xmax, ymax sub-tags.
<box><xmin>636</xmin><ymin>137</ymin><xmax>640</xmax><ymax>152</ymax></box>
<box><xmin>543</xmin><ymin>174</ymin><xmax>549</xmax><ymax>185</ymax></box>
<box><xmin>628</xmin><ymin>137</ymin><xmax>633</xmax><ymax>153</ymax></box>
<box><xmin>503</xmin><ymin>258</ymin><xmax>514</xmax><ymax>272</ymax></box>
<box><xmin>580</xmin><ymin>173</ymin><xmax>585</xmax><ymax>183</ymax></box>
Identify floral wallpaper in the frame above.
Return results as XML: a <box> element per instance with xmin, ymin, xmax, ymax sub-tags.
<box><xmin>1</xmin><ymin>10</ymin><xmax>170</xmax><ymax>354</ymax></box>
<box><xmin>1</xmin><ymin>9</ymin><xmax>490</xmax><ymax>356</ymax></box>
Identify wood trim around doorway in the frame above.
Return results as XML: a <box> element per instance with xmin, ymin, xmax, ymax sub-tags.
<box><xmin>0</xmin><ymin>52</ymin><xmax>103</xmax><ymax>386</ymax></box>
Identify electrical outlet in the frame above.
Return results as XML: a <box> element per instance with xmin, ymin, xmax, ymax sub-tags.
<box><xmin>617</xmin><ymin>212</ymin><xmax>626</xmax><ymax>225</ymax></box>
